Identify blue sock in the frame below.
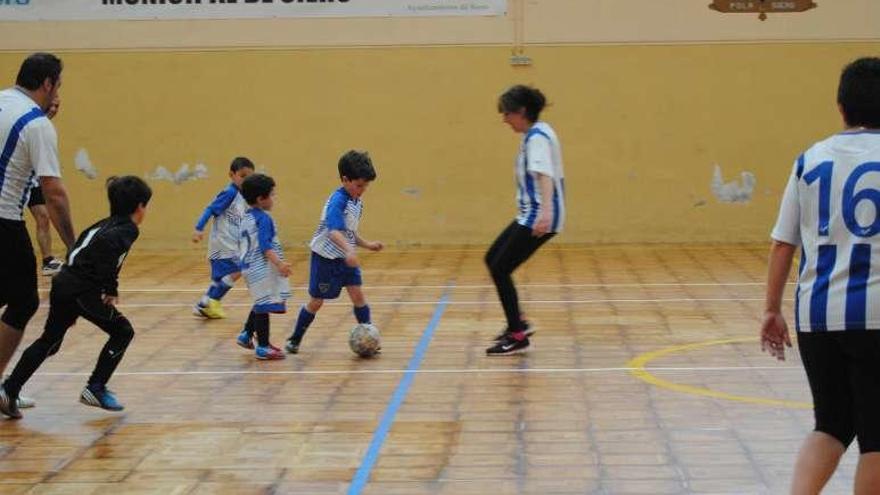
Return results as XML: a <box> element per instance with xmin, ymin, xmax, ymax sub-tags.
<box><xmin>290</xmin><ymin>306</ymin><xmax>316</xmax><ymax>344</ymax></box>
<box><xmin>206</xmin><ymin>277</ymin><xmax>233</xmax><ymax>300</ymax></box>
<box><xmin>354</xmin><ymin>305</ymin><xmax>371</xmax><ymax>324</ymax></box>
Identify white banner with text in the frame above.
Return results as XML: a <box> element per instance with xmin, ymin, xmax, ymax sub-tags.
<box><xmin>0</xmin><ymin>0</ymin><xmax>507</xmax><ymax>21</ymax></box>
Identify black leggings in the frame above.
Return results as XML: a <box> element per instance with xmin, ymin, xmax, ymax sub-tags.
<box><xmin>4</xmin><ymin>286</ymin><xmax>134</xmax><ymax>398</ymax></box>
<box><xmin>485</xmin><ymin>221</ymin><xmax>555</xmax><ymax>332</ymax></box>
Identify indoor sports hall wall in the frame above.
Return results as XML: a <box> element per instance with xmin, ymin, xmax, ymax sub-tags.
<box><xmin>0</xmin><ymin>1</ymin><xmax>878</xmax><ymax>249</ymax></box>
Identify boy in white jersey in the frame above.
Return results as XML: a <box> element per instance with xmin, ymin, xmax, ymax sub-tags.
<box><xmin>284</xmin><ymin>150</ymin><xmax>382</xmax><ymax>354</ymax></box>
<box><xmin>486</xmin><ymin>85</ymin><xmax>565</xmax><ymax>356</ymax></box>
<box><xmin>192</xmin><ymin>157</ymin><xmax>255</xmax><ymax>319</ymax></box>
<box><xmin>763</xmin><ymin>57</ymin><xmax>880</xmax><ymax>493</ymax></box>
<box><xmin>235</xmin><ymin>173</ymin><xmax>290</xmax><ymax>360</ymax></box>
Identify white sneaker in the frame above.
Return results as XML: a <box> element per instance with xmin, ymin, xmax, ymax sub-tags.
<box><xmin>17</xmin><ymin>395</ymin><xmax>35</xmax><ymax>408</ymax></box>
<box><xmin>41</xmin><ymin>258</ymin><xmax>63</xmax><ymax>276</ymax></box>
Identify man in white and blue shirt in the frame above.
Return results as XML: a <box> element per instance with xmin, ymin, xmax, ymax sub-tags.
<box><xmin>285</xmin><ymin>150</ymin><xmax>383</xmax><ymax>354</ymax></box>
<box><xmin>763</xmin><ymin>57</ymin><xmax>880</xmax><ymax>493</ymax></box>
<box><xmin>0</xmin><ymin>54</ymin><xmax>75</xmax><ymax>393</ymax></box>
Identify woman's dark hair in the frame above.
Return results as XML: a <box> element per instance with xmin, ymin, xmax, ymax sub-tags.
<box><xmin>497</xmin><ymin>85</ymin><xmax>547</xmax><ymax>122</ymax></box>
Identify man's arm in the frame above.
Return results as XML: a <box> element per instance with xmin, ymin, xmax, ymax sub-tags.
<box><xmin>761</xmin><ymin>240</ymin><xmax>796</xmax><ymax>361</ymax></box>
<box><xmin>39</xmin><ymin>176</ymin><xmax>75</xmax><ymax>249</ymax></box>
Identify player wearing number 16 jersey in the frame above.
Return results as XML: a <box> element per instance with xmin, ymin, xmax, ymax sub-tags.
<box><xmin>762</xmin><ymin>57</ymin><xmax>880</xmax><ymax>494</ymax></box>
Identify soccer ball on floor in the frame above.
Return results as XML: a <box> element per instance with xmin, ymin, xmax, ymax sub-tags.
<box><xmin>349</xmin><ymin>323</ymin><xmax>381</xmax><ymax>358</ymax></box>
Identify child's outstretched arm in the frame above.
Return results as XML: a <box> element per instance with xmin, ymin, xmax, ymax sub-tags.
<box><xmin>355</xmin><ymin>233</ymin><xmax>383</xmax><ymax>252</ymax></box>
<box><xmin>193</xmin><ymin>186</ymin><xmax>237</xmax><ymax>243</ymax></box>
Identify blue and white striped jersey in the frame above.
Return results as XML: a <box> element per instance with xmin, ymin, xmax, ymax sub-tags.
<box><xmin>310</xmin><ymin>187</ymin><xmax>362</xmax><ymax>259</ymax></box>
<box><xmin>239</xmin><ymin>207</ymin><xmax>290</xmax><ymax>312</ymax></box>
<box><xmin>515</xmin><ymin>122</ymin><xmax>565</xmax><ymax>232</ymax></box>
<box><xmin>0</xmin><ymin>88</ymin><xmax>60</xmax><ymax>221</ymax></box>
<box><xmin>194</xmin><ymin>183</ymin><xmax>248</xmax><ymax>260</ymax></box>
<box><xmin>772</xmin><ymin>130</ymin><xmax>880</xmax><ymax>332</ymax></box>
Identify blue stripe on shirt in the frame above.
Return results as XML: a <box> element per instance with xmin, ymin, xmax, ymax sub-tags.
<box><xmin>523</xmin><ymin>127</ymin><xmax>552</xmax><ymax>228</ymax></box>
<box><xmin>795</xmin><ymin>153</ymin><xmax>805</xmax><ymax>180</ymax></box>
<box><xmin>16</xmin><ymin>169</ymin><xmax>35</xmax><ymax>212</ymax></box>
<box><xmin>809</xmin><ymin>244</ymin><xmax>836</xmax><ymax>332</ymax></box>
<box><xmin>551</xmin><ymin>185</ymin><xmax>560</xmax><ymax>232</ymax></box>
<box><xmin>795</xmin><ymin>246</ymin><xmax>806</xmax><ymax>332</ymax></box>
<box><xmin>845</xmin><ymin>244</ymin><xmax>871</xmax><ymax>330</ymax></box>
<box><xmin>0</xmin><ymin>107</ymin><xmax>45</xmax><ymax>193</ymax></box>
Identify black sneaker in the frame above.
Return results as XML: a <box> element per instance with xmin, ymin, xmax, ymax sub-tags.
<box><xmin>486</xmin><ymin>335</ymin><xmax>530</xmax><ymax>356</ymax></box>
<box><xmin>493</xmin><ymin>321</ymin><xmax>536</xmax><ymax>342</ymax></box>
<box><xmin>284</xmin><ymin>339</ymin><xmax>300</xmax><ymax>354</ymax></box>
<box><xmin>0</xmin><ymin>385</ymin><xmax>22</xmax><ymax>419</ymax></box>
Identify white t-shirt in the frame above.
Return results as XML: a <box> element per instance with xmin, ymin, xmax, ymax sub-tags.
<box><xmin>0</xmin><ymin>88</ymin><xmax>60</xmax><ymax>221</ymax></box>
<box><xmin>515</xmin><ymin>122</ymin><xmax>566</xmax><ymax>232</ymax></box>
<box><xmin>772</xmin><ymin>130</ymin><xmax>880</xmax><ymax>332</ymax></box>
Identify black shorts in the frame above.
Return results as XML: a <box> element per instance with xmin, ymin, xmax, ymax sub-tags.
<box><xmin>27</xmin><ymin>186</ymin><xmax>45</xmax><ymax>208</ymax></box>
<box><xmin>798</xmin><ymin>331</ymin><xmax>880</xmax><ymax>453</ymax></box>
<box><xmin>0</xmin><ymin>218</ymin><xmax>38</xmax><ymax>329</ymax></box>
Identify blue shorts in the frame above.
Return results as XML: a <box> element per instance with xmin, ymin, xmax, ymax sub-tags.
<box><xmin>210</xmin><ymin>258</ymin><xmax>241</xmax><ymax>281</ymax></box>
<box><xmin>308</xmin><ymin>252</ymin><xmax>362</xmax><ymax>300</ymax></box>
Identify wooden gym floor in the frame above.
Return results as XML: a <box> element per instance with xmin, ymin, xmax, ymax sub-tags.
<box><xmin>0</xmin><ymin>245</ymin><xmax>859</xmax><ymax>494</ymax></box>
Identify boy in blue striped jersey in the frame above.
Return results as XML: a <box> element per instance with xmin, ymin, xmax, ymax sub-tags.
<box><xmin>762</xmin><ymin>57</ymin><xmax>880</xmax><ymax>493</ymax></box>
<box><xmin>236</xmin><ymin>173</ymin><xmax>290</xmax><ymax>360</ymax></box>
<box><xmin>191</xmin><ymin>157</ymin><xmax>255</xmax><ymax>319</ymax></box>
<box><xmin>284</xmin><ymin>150</ymin><xmax>382</xmax><ymax>354</ymax></box>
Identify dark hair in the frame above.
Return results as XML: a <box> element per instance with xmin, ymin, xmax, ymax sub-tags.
<box><xmin>338</xmin><ymin>150</ymin><xmax>376</xmax><ymax>181</ymax></box>
<box><xmin>230</xmin><ymin>156</ymin><xmax>255</xmax><ymax>173</ymax></box>
<box><xmin>241</xmin><ymin>173</ymin><xmax>275</xmax><ymax>205</ymax></box>
<box><xmin>838</xmin><ymin>57</ymin><xmax>880</xmax><ymax>129</ymax></box>
<box><xmin>497</xmin><ymin>85</ymin><xmax>546</xmax><ymax>123</ymax></box>
<box><xmin>107</xmin><ymin>176</ymin><xmax>152</xmax><ymax>216</ymax></box>
<box><xmin>16</xmin><ymin>53</ymin><xmax>63</xmax><ymax>91</ymax></box>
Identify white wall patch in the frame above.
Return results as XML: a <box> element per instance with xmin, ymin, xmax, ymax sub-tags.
<box><xmin>711</xmin><ymin>164</ymin><xmax>756</xmax><ymax>203</ymax></box>
<box><xmin>74</xmin><ymin>148</ymin><xmax>98</xmax><ymax>179</ymax></box>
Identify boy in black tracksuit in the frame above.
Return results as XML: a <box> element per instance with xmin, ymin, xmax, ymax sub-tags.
<box><xmin>0</xmin><ymin>176</ymin><xmax>152</xmax><ymax>419</ymax></box>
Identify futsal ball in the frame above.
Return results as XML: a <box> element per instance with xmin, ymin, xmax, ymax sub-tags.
<box><xmin>349</xmin><ymin>323</ymin><xmax>381</xmax><ymax>358</ymax></box>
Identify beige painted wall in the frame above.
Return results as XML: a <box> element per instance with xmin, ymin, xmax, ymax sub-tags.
<box><xmin>0</xmin><ymin>2</ymin><xmax>877</xmax><ymax>248</ymax></box>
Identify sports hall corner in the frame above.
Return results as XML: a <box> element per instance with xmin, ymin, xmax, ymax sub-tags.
<box><xmin>0</xmin><ymin>1</ymin><xmax>879</xmax><ymax>494</ymax></box>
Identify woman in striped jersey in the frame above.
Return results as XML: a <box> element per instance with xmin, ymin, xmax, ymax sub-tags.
<box><xmin>485</xmin><ymin>85</ymin><xmax>565</xmax><ymax>356</ymax></box>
